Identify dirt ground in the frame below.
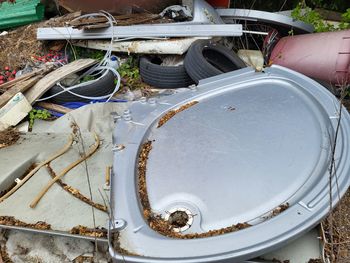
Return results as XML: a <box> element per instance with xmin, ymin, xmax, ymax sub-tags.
<box><xmin>0</xmin><ymin>128</ymin><xmax>20</xmax><ymax>149</ymax></box>
<box><xmin>0</xmin><ymin>13</ymin><xmax>78</xmax><ymax>70</ymax></box>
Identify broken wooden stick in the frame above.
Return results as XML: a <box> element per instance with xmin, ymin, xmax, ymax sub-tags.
<box><xmin>0</xmin><ymin>134</ymin><xmax>74</xmax><ymax>203</ymax></box>
<box><xmin>30</xmin><ymin>132</ymin><xmax>100</xmax><ymax>208</ymax></box>
<box><xmin>36</xmin><ymin>102</ymin><xmax>72</xmax><ymax>114</ymax></box>
<box><xmin>45</xmin><ymin>164</ymin><xmax>107</xmax><ymax>212</ymax></box>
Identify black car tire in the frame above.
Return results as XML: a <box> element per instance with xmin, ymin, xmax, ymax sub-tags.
<box><xmin>184</xmin><ymin>40</ymin><xmax>246</xmax><ymax>83</ymax></box>
<box><xmin>46</xmin><ymin>70</ymin><xmax>116</xmax><ymax>104</ymax></box>
<box><xmin>139</xmin><ymin>56</ymin><xmax>194</xmax><ymax>89</ymax></box>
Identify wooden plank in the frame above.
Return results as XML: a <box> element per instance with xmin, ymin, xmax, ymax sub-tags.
<box><xmin>25</xmin><ymin>59</ymin><xmax>97</xmax><ymax>105</ymax></box>
<box><xmin>36</xmin><ymin>102</ymin><xmax>72</xmax><ymax>114</ymax></box>
<box><xmin>0</xmin><ymin>66</ymin><xmax>53</xmax><ymax>91</ymax></box>
<box><xmin>0</xmin><ymin>76</ymin><xmax>42</xmax><ymax>108</ymax></box>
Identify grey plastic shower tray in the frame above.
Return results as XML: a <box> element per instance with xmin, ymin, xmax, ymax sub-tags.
<box><xmin>110</xmin><ymin>66</ymin><xmax>350</xmax><ymax>262</ymax></box>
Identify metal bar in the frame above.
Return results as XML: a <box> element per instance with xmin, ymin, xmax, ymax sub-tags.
<box><xmin>242</xmin><ymin>30</ymin><xmax>269</xmax><ymax>36</ymax></box>
<box><xmin>0</xmin><ymin>224</ymin><xmax>108</xmax><ymax>242</ymax></box>
<box><xmin>37</xmin><ymin>24</ymin><xmax>242</xmax><ymax>40</ymax></box>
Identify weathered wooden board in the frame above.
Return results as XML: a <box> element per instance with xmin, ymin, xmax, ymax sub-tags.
<box><xmin>0</xmin><ymin>76</ymin><xmax>41</xmax><ymax>108</ymax></box>
<box><xmin>25</xmin><ymin>59</ymin><xmax>97</xmax><ymax>104</ymax></box>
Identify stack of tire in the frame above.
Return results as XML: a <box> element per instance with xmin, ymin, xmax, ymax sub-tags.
<box><xmin>139</xmin><ymin>40</ymin><xmax>247</xmax><ymax>89</ymax></box>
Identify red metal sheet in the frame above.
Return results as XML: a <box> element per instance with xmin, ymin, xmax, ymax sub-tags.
<box><xmin>206</xmin><ymin>0</ymin><xmax>230</xmax><ymax>8</ymax></box>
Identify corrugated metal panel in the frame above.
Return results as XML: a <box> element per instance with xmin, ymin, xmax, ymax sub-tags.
<box><xmin>0</xmin><ymin>0</ymin><xmax>44</xmax><ymax>30</ymax></box>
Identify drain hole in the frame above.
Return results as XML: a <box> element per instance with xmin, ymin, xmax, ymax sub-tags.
<box><xmin>165</xmin><ymin>207</ymin><xmax>194</xmax><ymax>232</ymax></box>
<box><xmin>168</xmin><ymin>211</ymin><xmax>189</xmax><ymax>228</ymax></box>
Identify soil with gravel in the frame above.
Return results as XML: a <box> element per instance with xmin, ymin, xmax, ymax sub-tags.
<box><xmin>0</xmin><ymin>128</ymin><xmax>20</xmax><ymax>149</ymax></box>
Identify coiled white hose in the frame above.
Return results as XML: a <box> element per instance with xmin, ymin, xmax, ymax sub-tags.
<box><xmin>39</xmin><ymin>11</ymin><xmax>121</xmax><ymax>102</ymax></box>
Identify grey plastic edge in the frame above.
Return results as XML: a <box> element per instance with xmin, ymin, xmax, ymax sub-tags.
<box><xmin>216</xmin><ymin>9</ymin><xmax>315</xmax><ymax>33</ymax></box>
<box><xmin>109</xmin><ymin>65</ymin><xmax>350</xmax><ymax>262</ymax></box>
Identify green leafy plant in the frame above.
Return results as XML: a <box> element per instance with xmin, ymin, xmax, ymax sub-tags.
<box><xmin>292</xmin><ymin>2</ymin><xmax>334</xmax><ymax>32</ymax></box>
<box><xmin>71</xmin><ymin>46</ymin><xmax>105</xmax><ymax>62</ymax></box>
<box><xmin>118</xmin><ymin>57</ymin><xmax>140</xmax><ymax>80</ymax></box>
<box><xmin>29</xmin><ymin>109</ymin><xmax>51</xmax><ymax>129</ymax></box>
<box><xmin>339</xmin><ymin>8</ymin><xmax>350</xmax><ymax>29</ymax></box>
<box><xmin>81</xmin><ymin>75</ymin><xmax>96</xmax><ymax>83</ymax></box>
<box><xmin>292</xmin><ymin>2</ymin><xmax>350</xmax><ymax>32</ymax></box>
<box><xmin>117</xmin><ymin>56</ymin><xmax>141</xmax><ymax>88</ymax></box>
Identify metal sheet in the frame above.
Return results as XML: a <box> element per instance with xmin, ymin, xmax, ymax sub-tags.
<box><xmin>37</xmin><ymin>24</ymin><xmax>242</xmax><ymax>40</ymax></box>
<box><xmin>217</xmin><ymin>8</ymin><xmax>314</xmax><ymax>34</ymax></box>
<box><xmin>110</xmin><ymin>66</ymin><xmax>350</xmax><ymax>262</ymax></box>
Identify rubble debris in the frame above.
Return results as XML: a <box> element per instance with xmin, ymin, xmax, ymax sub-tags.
<box><xmin>70</xmin><ymin>225</ymin><xmax>107</xmax><ymax>238</ymax></box>
<box><xmin>137</xmin><ymin>141</ymin><xmax>251</xmax><ymax>239</ymax></box>
<box><xmin>157</xmin><ymin>101</ymin><xmax>198</xmax><ymax>128</ymax></box>
<box><xmin>0</xmin><ymin>128</ymin><xmax>19</xmax><ymax>149</ymax></box>
<box><xmin>0</xmin><ymin>217</ymin><xmax>51</xmax><ymax>230</ymax></box>
<box><xmin>46</xmin><ymin>164</ymin><xmax>108</xmax><ymax>213</ymax></box>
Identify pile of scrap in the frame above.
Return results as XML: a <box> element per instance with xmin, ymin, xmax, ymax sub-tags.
<box><xmin>0</xmin><ymin>59</ymin><xmax>96</xmax><ymax>131</ymax></box>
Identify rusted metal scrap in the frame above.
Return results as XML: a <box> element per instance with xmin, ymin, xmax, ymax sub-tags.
<box><xmin>58</xmin><ymin>0</ymin><xmax>179</xmax><ymax>15</ymax></box>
